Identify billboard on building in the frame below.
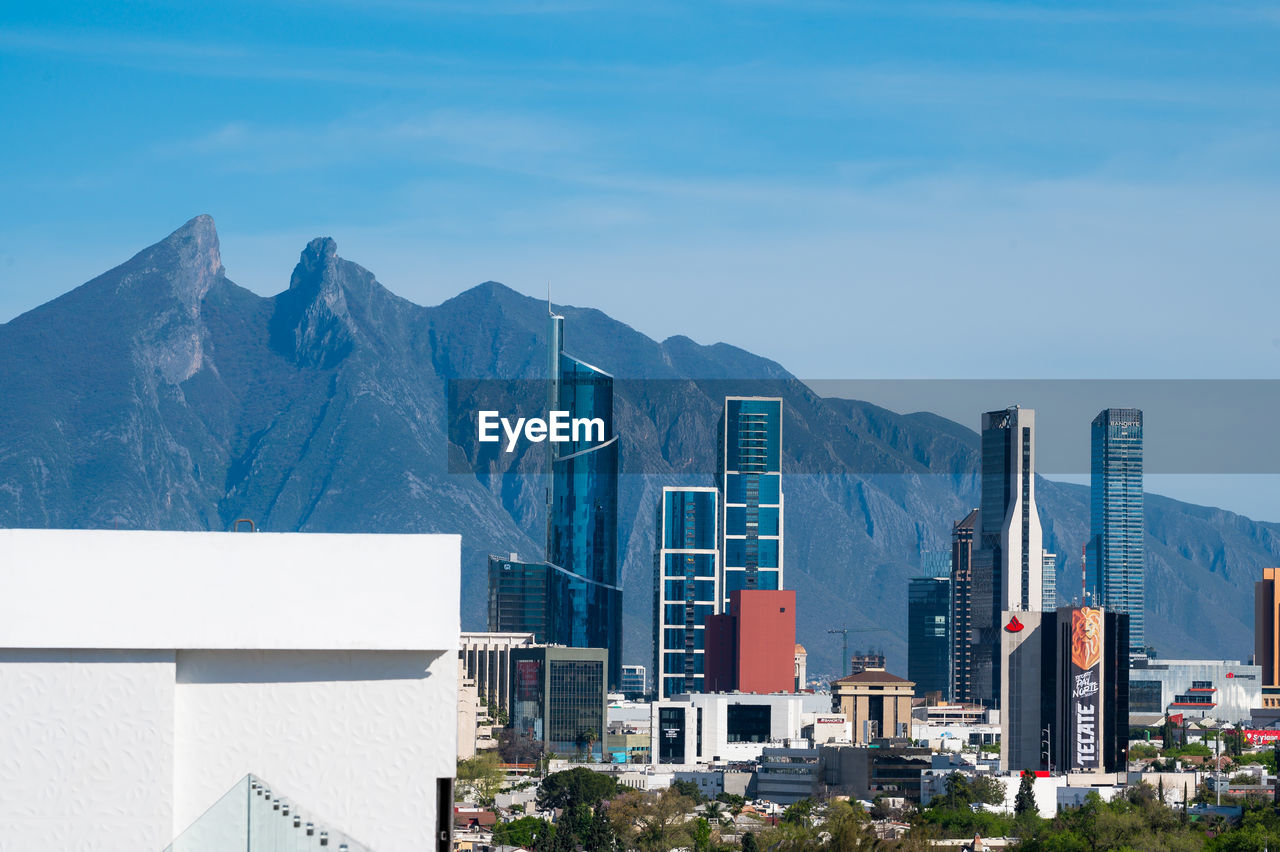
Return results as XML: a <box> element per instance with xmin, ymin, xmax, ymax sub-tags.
<box><xmin>1068</xmin><ymin>607</ymin><xmax>1104</xmax><ymax>770</ymax></box>
<box><xmin>516</xmin><ymin>659</ymin><xmax>541</xmax><ymax>702</ymax></box>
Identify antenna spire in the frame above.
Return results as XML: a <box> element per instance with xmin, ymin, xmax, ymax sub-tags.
<box><xmin>548</xmin><ymin>281</ymin><xmax>563</xmax><ymax>319</ymax></box>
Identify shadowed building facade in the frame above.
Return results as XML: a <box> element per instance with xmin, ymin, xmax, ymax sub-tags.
<box><xmin>1257</xmin><ymin>567</ymin><xmax>1280</xmax><ymax>687</ymax></box>
<box><xmin>951</xmin><ymin>509</ymin><xmax>979</xmax><ymax>704</ymax></box>
<box><xmin>908</xmin><ymin>575</ymin><xmax>951</xmax><ymax>700</ymax></box>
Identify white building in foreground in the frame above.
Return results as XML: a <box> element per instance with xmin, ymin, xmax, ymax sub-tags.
<box><xmin>0</xmin><ymin>529</ymin><xmax>460</xmax><ymax>852</ymax></box>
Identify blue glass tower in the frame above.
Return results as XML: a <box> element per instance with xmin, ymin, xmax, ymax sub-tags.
<box><xmin>718</xmin><ymin>397</ymin><xmax>784</xmax><ymax>610</ymax></box>
<box><xmin>545</xmin><ymin>311</ymin><xmax>622</xmax><ymax>689</ymax></box>
<box><xmin>654</xmin><ymin>486</ymin><xmax>719</xmax><ymax>699</ymax></box>
<box><xmin>1089</xmin><ymin>408</ymin><xmax>1144</xmax><ymax>656</ymax></box>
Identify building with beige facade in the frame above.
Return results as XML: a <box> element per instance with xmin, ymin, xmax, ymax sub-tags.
<box><xmin>831</xmin><ymin>668</ymin><xmax>914</xmax><ymax>744</ymax></box>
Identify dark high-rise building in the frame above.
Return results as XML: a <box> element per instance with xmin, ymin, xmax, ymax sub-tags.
<box><xmin>719</xmin><ymin>397</ymin><xmax>784</xmax><ymax>610</ymax></box>
<box><xmin>950</xmin><ymin>509</ymin><xmax>978</xmax><ymax>703</ymax></box>
<box><xmin>999</xmin><ymin>605</ymin><xmax>1129</xmax><ymax>773</ymax></box>
<box><xmin>1089</xmin><ymin>408</ymin><xmax>1144</xmax><ymax>655</ymax></box>
<box><xmin>487</xmin><ymin>555</ymin><xmax>549</xmax><ymax>642</ymax></box>
<box><xmin>1051</xmin><ymin>607</ymin><xmax>1129</xmax><ymax>773</ymax></box>
<box><xmin>909</xmin><ymin>576</ymin><xmax>951</xmax><ymax>700</ymax></box>
<box><xmin>545</xmin><ymin>311</ymin><xmax>622</xmax><ymax>688</ymax></box>
<box><xmin>973</xmin><ymin>406</ymin><xmax>1043</xmax><ymax>708</ymax></box>
<box><xmin>654</xmin><ymin>486</ymin><xmax>720</xmax><ymax>699</ymax></box>
<box><xmin>1256</xmin><ymin>567</ymin><xmax>1280</xmax><ymax>687</ymax></box>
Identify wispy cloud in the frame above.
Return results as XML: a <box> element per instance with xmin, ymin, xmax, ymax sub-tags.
<box><xmin>151</xmin><ymin>107</ymin><xmax>598</xmax><ymax>177</ymax></box>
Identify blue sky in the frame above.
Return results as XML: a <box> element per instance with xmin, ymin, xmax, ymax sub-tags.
<box><xmin>3</xmin><ymin>2</ymin><xmax>1280</xmax><ymax>513</ymax></box>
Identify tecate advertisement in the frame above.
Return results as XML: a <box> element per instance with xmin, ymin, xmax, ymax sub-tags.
<box><xmin>1070</xmin><ymin>607</ymin><xmax>1104</xmax><ymax>770</ymax></box>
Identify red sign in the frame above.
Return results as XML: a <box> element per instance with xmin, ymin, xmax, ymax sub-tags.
<box><xmin>1242</xmin><ymin>730</ymin><xmax>1280</xmax><ymax>746</ymax></box>
<box><xmin>1005</xmin><ymin>616</ymin><xmax>1025</xmax><ymax>633</ymax></box>
<box><xmin>1227</xmin><ymin>672</ymin><xmax>1235</xmax><ymax>678</ymax></box>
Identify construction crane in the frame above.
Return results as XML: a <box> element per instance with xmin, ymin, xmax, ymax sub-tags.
<box><xmin>827</xmin><ymin>627</ymin><xmax>887</xmax><ymax>678</ymax></box>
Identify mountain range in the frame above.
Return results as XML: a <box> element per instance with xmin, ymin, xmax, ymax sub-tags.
<box><xmin>1</xmin><ymin>215</ymin><xmax>1274</xmax><ymax>679</ymax></box>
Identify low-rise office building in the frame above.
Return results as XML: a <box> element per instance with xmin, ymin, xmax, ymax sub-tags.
<box><xmin>1129</xmin><ymin>658</ymin><xmax>1261</xmax><ymax>725</ymax></box>
<box><xmin>460</xmin><ymin>630</ymin><xmax>537</xmax><ymax>718</ymax></box>
<box><xmin>818</xmin><ymin>741</ymin><xmax>933</xmax><ymax>802</ymax></box>
<box><xmin>509</xmin><ymin>645</ymin><xmax>609</xmax><ymax>762</ymax></box>
<box><xmin>756</xmin><ymin>747</ymin><xmax>822</xmax><ymax>805</ymax></box>
<box><xmin>650</xmin><ymin>692</ymin><xmax>830</xmax><ymax>765</ymax></box>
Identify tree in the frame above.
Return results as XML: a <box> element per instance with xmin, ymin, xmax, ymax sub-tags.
<box><xmin>607</xmin><ymin>787</ymin><xmax>697</xmax><ymax>852</ymax></box>
<box><xmin>931</xmin><ymin>773</ymin><xmax>1006</xmax><ymax>812</ymax></box>
<box><xmin>582</xmin><ymin>804</ymin><xmax>619</xmax><ymax>851</ymax></box>
<box><xmin>672</xmin><ymin>779</ymin><xmax>707</xmax><ymax>803</ymax></box>
<box><xmin>740</xmin><ymin>831</ymin><xmax>759</xmax><ymax>852</ymax></box>
<box><xmin>578</xmin><ymin>727</ymin><xmax>600</xmax><ymax>761</ymax></box>
<box><xmin>972</xmin><ymin>775</ymin><xmax>1007</xmax><ymax>806</ymax></box>
<box><xmin>493</xmin><ymin>815</ymin><xmax>550</xmax><ymax>848</ymax></box>
<box><xmin>499</xmin><ymin>727</ymin><xmax>546</xmax><ymax>765</ymax></box>
<box><xmin>536</xmin><ymin>766</ymin><xmax>620</xmax><ymax>811</ymax></box>
<box><xmin>781</xmin><ymin>798</ymin><xmax>814</xmax><ymax>827</ymax></box>
<box><xmin>826</xmin><ymin>800</ymin><xmax>882</xmax><ymax>852</ymax></box>
<box><xmin>1015</xmin><ymin>770</ymin><xmax>1038</xmax><ymax>816</ymax></box>
<box><xmin>457</xmin><ymin>752</ymin><xmax>504</xmax><ymax>804</ymax></box>
<box><xmin>1163</xmin><ymin>717</ymin><xmax>1177</xmax><ymax>748</ymax></box>
<box><xmin>717</xmin><ymin>792</ymin><xmax>746</xmax><ymax>816</ymax></box>
<box><xmin>692</xmin><ymin>817</ymin><xmax>712</xmax><ymax>852</ymax></box>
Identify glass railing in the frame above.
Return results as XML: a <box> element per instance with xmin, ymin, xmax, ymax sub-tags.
<box><xmin>165</xmin><ymin>774</ymin><xmax>374</xmax><ymax>852</ymax></box>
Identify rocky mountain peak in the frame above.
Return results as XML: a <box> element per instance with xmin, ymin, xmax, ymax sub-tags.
<box><xmin>272</xmin><ymin>236</ymin><xmax>359</xmax><ymax>367</ymax></box>
<box><xmin>155</xmin><ymin>214</ymin><xmax>223</xmax><ymax>313</ymax></box>
<box><xmin>290</xmin><ymin>237</ymin><xmax>339</xmax><ymax>291</ymax></box>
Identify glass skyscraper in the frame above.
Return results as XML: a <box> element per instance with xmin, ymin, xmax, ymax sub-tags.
<box><xmin>487</xmin><ymin>555</ymin><xmax>549</xmax><ymax>642</ymax></box>
<box><xmin>908</xmin><ymin>575</ymin><xmax>951</xmax><ymax>699</ymax></box>
<box><xmin>950</xmin><ymin>508</ymin><xmax>978</xmax><ymax>704</ymax></box>
<box><xmin>1089</xmin><ymin>408</ymin><xmax>1144</xmax><ymax>656</ymax></box>
<box><xmin>718</xmin><ymin>397</ymin><xmax>784</xmax><ymax>611</ymax></box>
<box><xmin>545</xmin><ymin>311</ymin><xmax>622</xmax><ymax>689</ymax></box>
<box><xmin>654</xmin><ymin>486</ymin><xmax>719</xmax><ymax>699</ymax></box>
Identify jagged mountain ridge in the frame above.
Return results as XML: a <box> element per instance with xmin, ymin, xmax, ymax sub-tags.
<box><xmin>1</xmin><ymin>216</ymin><xmax>1274</xmax><ymax>677</ymax></box>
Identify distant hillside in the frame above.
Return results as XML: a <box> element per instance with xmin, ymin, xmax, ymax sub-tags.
<box><xmin>1</xmin><ymin>216</ymin><xmax>1274</xmax><ymax>678</ymax></box>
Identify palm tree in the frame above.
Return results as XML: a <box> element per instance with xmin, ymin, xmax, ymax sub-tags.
<box><xmin>578</xmin><ymin>728</ymin><xmax>600</xmax><ymax>762</ymax></box>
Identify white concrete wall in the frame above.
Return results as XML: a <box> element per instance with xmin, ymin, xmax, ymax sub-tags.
<box><xmin>0</xmin><ymin>650</ymin><xmax>176</xmax><ymax>851</ymax></box>
<box><xmin>0</xmin><ymin>530</ymin><xmax>461</xmax><ymax>852</ymax></box>
<box><xmin>173</xmin><ymin>649</ymin><xmax>454</xmax><ymax>852</ymax></box>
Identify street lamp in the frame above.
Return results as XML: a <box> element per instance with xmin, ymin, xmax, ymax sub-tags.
<box><xmin>1220</xmin><ymin>723</ymin><xmax>1236</xmax><ymax>808</ymax></box>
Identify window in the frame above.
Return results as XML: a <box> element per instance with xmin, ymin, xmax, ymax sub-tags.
<box><xmin>726</xmin><ymin>704</ymin><xmax>772</xmax><ymax>743</ymax></box>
